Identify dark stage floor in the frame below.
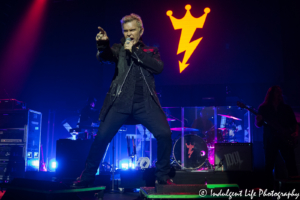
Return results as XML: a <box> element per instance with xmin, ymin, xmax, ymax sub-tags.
<box><xmin>1</xmin><ymin>170</ymin><xmax>299</xmax><ymax>200</ymax></box>
<box><xmin>77</xmin><ymin>192</ymin><xmax>140</xmax><ymax>200</ymax></box>
<box><xmin>0</xmin><ymin>191</ymin><xmax>141</xmax><ymax>200</ymax></box>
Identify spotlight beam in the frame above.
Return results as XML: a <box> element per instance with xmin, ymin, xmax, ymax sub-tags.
<box><xmin>0</xmin><ymin>0</ymin><xmax>47</xmax><ymax>94</ymax></box>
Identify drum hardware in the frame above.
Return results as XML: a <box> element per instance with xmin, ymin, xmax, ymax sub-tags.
<box><xmin>199</xmin><ymin>159</ymin><xmax>213</xmax><ymax>170</ymax></box>
<box><xmin>167</xmin><ymin>118</ymin><xmax>176</xmax><ymax>121</ymax></box>
<box><xmin>203</xmin><ymin>125</ymin><xmax>215</xmax><ymax>134</ymax></box>
<box><xmin>213</xmin><ymin>158</ymin><xmax>224</xmax><ymax>171</ymax></box>
<box><xmin>69</xmin><ymin>126</ymin><xmax>98</xmax><ymax>140</ymax></box>
<box><xmin>170</xmin><ymin>127</ymin><xmax>199</xmax><ymax>132</ymax></box>
<box><xmin>217</xmin><ymin>127</ymin><xmax>239</xmax><ymax>143</ymax></box>
<box><xmin>202</xmin><ymin>128</ymin><xmax>224</xmax><ymax>143</ymax></box>
<box><xmin>217</xmin><ymin>114</ymin><xmax>242</xmax><ymax>121</ymax></box>
<box><xmin>164</xmin><ymin>112</ymin><xmax>181</xmax><ymax>122</ymax></box>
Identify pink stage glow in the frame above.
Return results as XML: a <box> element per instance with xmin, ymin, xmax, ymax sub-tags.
<box><xmin>0</xmin><ymin>0</ymin><xmax>47</xmax><ymax>94</ymax></box>
<box><xmin>207</xmin><ymin>143</ymin><xmax>215</xmax><ymax>166</ymax></box>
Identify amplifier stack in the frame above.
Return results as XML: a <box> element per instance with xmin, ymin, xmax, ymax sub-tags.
<box><xmin>0</xmin><ymin>99</ymin><xmax>42</xmax><ymax>181</ymax></box>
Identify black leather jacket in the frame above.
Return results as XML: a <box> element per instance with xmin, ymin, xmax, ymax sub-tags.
<box><xmin>96</xmin><ymin>37</ymin><xmax>164</xmax><ymax>122</ymax></box>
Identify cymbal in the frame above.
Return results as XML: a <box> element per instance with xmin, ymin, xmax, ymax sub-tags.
<box><xmin>167</xmin><ymin>118</ymin><xmax>175</xmax><ymax>121</ymax></box>
<box><xmin>170</xmin><ymin>127</ymin><xmax>199</xmax><ymax>131</ymax></box>
<box><xmin>218</xmin><ymin>114</ymin><xmax>242</xmax><ymax>121</ymax></box>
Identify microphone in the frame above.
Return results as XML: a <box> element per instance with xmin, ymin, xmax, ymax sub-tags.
<box><xmin>125</xmin><ymin>38</ymin><xmax>132</xmax><ymax>55</ymax></box>
<box><xmin>126</xmin><ymin>37</ymin><xmax>131</xmax><ymax>43</ymax></box>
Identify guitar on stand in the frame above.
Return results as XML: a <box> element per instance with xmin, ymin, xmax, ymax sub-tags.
<box><xmin>237</xmin><ymin>101</ymin><xmax>298</xmax><ymax>148</ymax></box>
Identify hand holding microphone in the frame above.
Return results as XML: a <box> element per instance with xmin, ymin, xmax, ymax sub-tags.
<box><xmin>124</xmin><ymin>38</ymin><xmax>133</xmax><ymax>53</ymax></box>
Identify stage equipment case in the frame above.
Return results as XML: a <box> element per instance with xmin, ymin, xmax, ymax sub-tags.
<box><xmin>0</xmin><ymin>109</ymin><xmax>42</xmax><ymax>180</ymax></box>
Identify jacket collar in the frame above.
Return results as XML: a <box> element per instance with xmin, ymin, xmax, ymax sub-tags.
<box><xmin>120</xmin><ymin>37</ymin><xmax>145</xmax><ymax>47</ymax></box>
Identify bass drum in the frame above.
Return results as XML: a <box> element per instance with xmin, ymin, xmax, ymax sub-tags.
<box><xmin>173</xmin><ymin>134</ymin><xmax>208</xmax><ymax>169</ymax></box>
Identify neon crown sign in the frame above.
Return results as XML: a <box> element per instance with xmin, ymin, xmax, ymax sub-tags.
<box><xmin>167</xmin><ymin>5</ymin><xmax>210</xmax><ymax>73</ymax></box>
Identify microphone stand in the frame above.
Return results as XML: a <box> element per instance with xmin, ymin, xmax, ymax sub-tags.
<box><xmin>213</xmin><ymin>158</ymin><xmax>224</xmax><ymax>172</ymax></box>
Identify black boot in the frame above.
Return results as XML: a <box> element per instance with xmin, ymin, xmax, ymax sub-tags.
<box><xmin>71</xmin><ymin>177</ymin><xmax>94</xmax><ymax>188</ymax></box>
<box><xmin>155</xmin><ymin>178</ymin><xmax>175</xmax><ymax>185</ymax></box>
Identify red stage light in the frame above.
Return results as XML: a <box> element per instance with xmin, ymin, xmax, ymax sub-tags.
<box><xmin>0</xmin><ymin>0</ymin><xmax>47</xmax><ymax>94</ymax></box>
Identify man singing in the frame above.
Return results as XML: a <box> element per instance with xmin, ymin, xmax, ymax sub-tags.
<box><xmin>72</xmin><ymin>13</ymin><xmax>173</xmax><ymax>188</ymax></box>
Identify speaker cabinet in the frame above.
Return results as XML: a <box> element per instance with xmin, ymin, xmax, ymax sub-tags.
<box><xmin>0</xmin><ymin>109</ymin><xmax>42</xmax><ymax>181</ymax></box>
<box><xmin>214</xmin><ymin>143</ymin><xmax>252</xmax><ymax>171</ymax></box>
<box><xmin>56</xmin><ymin>139</ymin><xmax>93</xmax><ymax>180</ymax></box>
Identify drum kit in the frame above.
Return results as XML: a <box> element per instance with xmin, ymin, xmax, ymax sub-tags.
<box><xmin>69</xmin><ymin>112</ymin><xmax>242</xmax><ymax>170</ymax></box>
<box><xmin>169</xmin><ymin>114</ymin><xmax>242</xmax><ymax>170</ymax></box>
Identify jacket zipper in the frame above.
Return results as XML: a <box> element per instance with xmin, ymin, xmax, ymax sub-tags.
<box><xmin>134</xmin><ymin>52</ymin><xmax>143</xmax><ymax>63</ymax></box>
<box><xmin>117</xmin><ymin>61</ymin><xmax>134</xmax><ymax>97</ymax></box>
<box><xmin>139</xmin><ymin>67</ymin><xmax>153</xmax><ymax>96</ymax></box>
<box><xmin>133</xmin><ymin>52</ymin><xmax>153</xmax><ymax>96</ymax></box>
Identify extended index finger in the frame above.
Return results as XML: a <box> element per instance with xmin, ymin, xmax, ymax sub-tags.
<box><xmin>98</xmin><ymin>26</ymin><xmax>106</xmax><ymax>34</ymax></box>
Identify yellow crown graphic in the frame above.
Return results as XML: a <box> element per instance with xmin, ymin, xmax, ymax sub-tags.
<box><xmin>167</xmin><ymin>5</ymin><xmax>210</xmax><ymax>73</ymax></box>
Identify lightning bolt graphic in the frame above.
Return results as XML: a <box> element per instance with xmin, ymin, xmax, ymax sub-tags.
<box><xmin>185</xmin><ymin>143</ymin><xmax>194</xmax><ymax>158</ymax></box>
<box><xmin>177</xmin><ymin>30</ymin><xmax>203</xmax><ymax>73</ymax></box>
<box><xmin>167</xmin><ymin>5</ymin><xmax>210</xmax><ymax>73</ymax></box>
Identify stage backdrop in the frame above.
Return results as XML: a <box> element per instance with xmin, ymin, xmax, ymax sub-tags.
<box><xmin>0</xmin><ymin>0</ymin><xmax>299</xmax><ymax>164</ymax></box>
<box><xmin>0</xmin><ymin>0</ymin><xmax>289</xmax><ymax>101</ymax></box>
<box><xmin>100</xmin><ymin>0</ymin><xmax>283</xmax><ymax>87</ymax></box>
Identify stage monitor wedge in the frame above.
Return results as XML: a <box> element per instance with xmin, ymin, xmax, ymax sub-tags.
<box><xmin>214</xmin><ymin>143</ymin><xmax>252</xmax><ymax>171</ymax></box>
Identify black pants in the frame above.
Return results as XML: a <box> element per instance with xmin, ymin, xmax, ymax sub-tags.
<box><xmin>264</xmin><ymin>140</ymin><xmax>298</xmax><ymax>189</ymax></box>
<box><xmin>80</xmin><ymin>100</ymin><xmax>172</xmax><ymax>182</ymax></box>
